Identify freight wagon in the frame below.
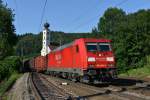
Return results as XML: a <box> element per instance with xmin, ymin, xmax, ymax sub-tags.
<box><xmin>30</xmin><ymin>56</ymin><xmax>47</xmax><ymax>72</ymax></box>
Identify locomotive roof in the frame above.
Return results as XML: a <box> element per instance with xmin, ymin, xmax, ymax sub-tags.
<box><xmin>52</xmin><ymin>42</ymin><xmax>74</xmax><ymax>52</ymax></box>
<box><xmin>83</xmin><ymin>38</ymin><xmax>111</xmax><ymax>42</ymax></box>
<box><xmin>52</xmin><ymin>38</ymin><xmax>111</xmax><ymax>52</ymax></box>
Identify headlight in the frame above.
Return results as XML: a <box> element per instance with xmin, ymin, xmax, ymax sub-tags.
<box><xmin>88</xmin><ymin>57</ymin><xmax>96</xmax><ymax>62</ymax></box>
<box><xmin>106</xmin><ymin>57</ymin><xmax>114</xmax><ymax>61</ymax></box>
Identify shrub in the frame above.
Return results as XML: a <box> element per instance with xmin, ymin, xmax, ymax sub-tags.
<box><xmin>0</xmin><ymin>56</ymin><xmax>21</xmax><ymax>80</ymax></box>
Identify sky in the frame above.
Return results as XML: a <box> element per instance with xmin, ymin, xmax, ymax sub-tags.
<box><xmin>3</xmin><ymin>0</ymin><xmax>150</xmax><ymax>34</ymax></box>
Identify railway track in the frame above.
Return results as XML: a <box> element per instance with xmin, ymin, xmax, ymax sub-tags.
<box><xmin>28</xmin><ymin>73</ymin><xmax>42</xmax><ymax>100</ymax></box>
<box><xmin>30</xmin><ymin>73</ymin><xmax>74</xmax><ymax>100</ymax></box>
<box><xmin>28</xmin><ymin>72</ymin><xmax>150</xmax><ymax>100</ymax></box>
<box><xmin>42</xmin><ymin>74</ymin><xmax>150</xmax><ymax>100</ymax></box>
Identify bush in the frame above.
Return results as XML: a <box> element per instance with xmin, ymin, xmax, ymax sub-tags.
<box><xmin>0</xmin><ymin>56</ymin><xmax>21</xmax><ymax>80</ymax></box>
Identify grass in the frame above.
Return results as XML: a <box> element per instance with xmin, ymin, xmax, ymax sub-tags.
<box><xmin>0</xmin><ymin>72</ymin><xmax>22</xmax><ymax>98</ymax></box>
<box><xmin>119</xmin><ymin>56</ymin><xmax>150</xmax><ymax>78</ymax></box>
<box><xmin>119</xmin><ymin>66</ymin><xmax>150</xmax><ymax>78</ymax></box>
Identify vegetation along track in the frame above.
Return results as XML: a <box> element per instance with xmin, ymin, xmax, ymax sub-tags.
<box><xmin>42</xmin><ymin>74</ymin><xmax>150</xmax><ymax>100</ymax></box>
<box><xmin>31</xmin><ymin>72</ymin><xmax>73</xmax><ymax>100</ymax></box>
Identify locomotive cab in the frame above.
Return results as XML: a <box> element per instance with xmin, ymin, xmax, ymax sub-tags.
<box><xmin>85</xmin><ymin>41</ymin><xmax>117</xmax><ymax>82</ymax></box>
<box><xmin>86</xmin><ymin>42</ymin><xmax>115</xmax><ymax>68</ymax></box>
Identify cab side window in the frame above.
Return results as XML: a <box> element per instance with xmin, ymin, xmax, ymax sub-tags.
<box><xmin>76</xmin><ymin>45</ymin><xmax>79</xmax><ymax>53</ymax></box>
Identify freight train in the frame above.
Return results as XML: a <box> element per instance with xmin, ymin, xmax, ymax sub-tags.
<box><xmin>28</xmin><ymin>38</ymin><xmax>117</xmax><ymax>83</ymax></box>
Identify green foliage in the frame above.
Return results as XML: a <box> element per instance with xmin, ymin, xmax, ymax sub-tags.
<box><xmin>92</xmin><ymin>27</ymin><xmax>99</xmax><ymax>34</ymax></box>
<box><xmin>98</xmin><ymin>7</ymin><xmax>126</xmax><ymax>34</ymax></box>
<box><xmin>0</xmin><ymin>1</ymin><xmax>17</xmax><ymax>59</ymax></box>
<box><xmin>15</xmin><ymin>33</ymin><xmax>42</xmax><ymax>56</ymax></box>
<box><xmin>0</xmin><ymin>72</ymin><xmax>21</xmax><ymax>97</ymax></box>
<box><xmin>119</xmin><ymin>66</ymin><xmax>150</xmax><ymax>78</ymax></box>
<box><xmin>96</xmin><ymin>8</ymin><xmax>150</xmax><ymax>73</ymax></box>
<box><xmin>119</xmin><ymin>56</ymin><xmax>150</xmax><ymax>78</ymax></box>
<box><xmin>0</xmin><ymin>56</ymin><xmax>21</xmax><ymax>80</ymax></box>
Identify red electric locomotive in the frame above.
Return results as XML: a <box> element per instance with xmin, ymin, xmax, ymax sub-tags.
<box><xmin>47</xmin><ymin>38</ymin><xmax>117</xmax><ymax>83</ymax></box>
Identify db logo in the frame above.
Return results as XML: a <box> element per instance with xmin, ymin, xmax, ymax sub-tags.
<box><xmin>55</xmin><ymin>54</ymin><xmax>62</xmax><ymax>61</ymax></box>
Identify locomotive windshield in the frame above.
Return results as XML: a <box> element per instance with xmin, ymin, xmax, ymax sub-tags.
<box><xmin>86</xmin><ymin>43</ymin><xmax>97</xmax><ymax>52</ymax></box>
<box><xmin>86</xmin><ymin>43</ymin><xmax>111</xmax><ymax>52</ymax></box>
<box><xmin>99</xmin><ymin>43</ymin><xmax>111</xmax><ymax>51</ymax></box>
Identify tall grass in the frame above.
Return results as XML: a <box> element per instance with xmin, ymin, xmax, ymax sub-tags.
<box><xmin>119</xmin><ymin>56</ymin><xmax>150</xmax><ymax>78</ymax></box>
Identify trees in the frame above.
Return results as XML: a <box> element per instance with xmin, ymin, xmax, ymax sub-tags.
<box><xmin>96</xmin><ymin>7</ymin><xmax>150</xmax><ymax>73</ymax></box>
<box><xmin>15</xmin><ymin>33</ymin><xmax>42</xmax><ymax>57</ymax></box>
<box><xmin>0</xmin><ymin>0</ymin><xmax>17</xmax><ymax>59</ymax></box>
<box><xmin>98</xmin><ymin>8</ymin><xmax>126</xmax><ymax>35</ymax></box>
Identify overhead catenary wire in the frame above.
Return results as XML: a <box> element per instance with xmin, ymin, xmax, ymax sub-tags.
<box><xmin>64</xmin><ymin>0</ymin><xmax>103</xmax><ymax>30</ymax></box>
<box><xmin>38</xmin><ymin>0</ymin><xmax>48</xmax><ymax>33</ymax></box>
<box><xmin>69</xmin><ymin>0</ymin><xmax>129</xmax><ymax>32</ymax></box>
<box><xmin>115</xmin><ymin>0</ymin><xmax>128</xmax><ymax>7</ymax></box>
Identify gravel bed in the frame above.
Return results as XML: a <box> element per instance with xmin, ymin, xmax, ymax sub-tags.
<box><xmin>43</xmin><ymin>74</ymin><xmax>150</xmax><ymax>100</ymax></box>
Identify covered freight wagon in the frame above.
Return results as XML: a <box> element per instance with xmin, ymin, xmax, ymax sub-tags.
<box><xmin>33</xmin><ymin>56</ymin><xmax>47</xmax><ymax>72</ymax></box>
